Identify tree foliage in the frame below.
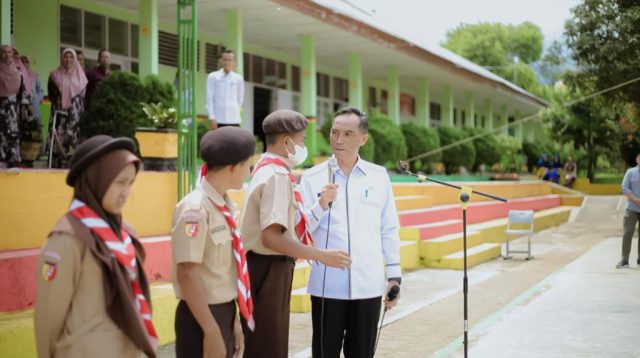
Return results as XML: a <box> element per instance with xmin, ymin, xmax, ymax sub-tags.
<box><xmin>443</xmin><ymin>21</ymin><xmax>544</xmax><ymax>92</ymax></box>
<box><xmin>565</xmin><ymin>0</ymin><xmax>640</xmax><ymax>107</ymax></box>
<box><xmin>541</xmin><ymin>74</ymin><xmax>621</xmax><ymax>180</ymax></box>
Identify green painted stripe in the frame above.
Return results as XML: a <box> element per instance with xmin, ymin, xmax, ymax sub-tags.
<box><xmin>430</xmin><ymin>268</ymin><xmax>565</xmax><ymax>358</ymax></box>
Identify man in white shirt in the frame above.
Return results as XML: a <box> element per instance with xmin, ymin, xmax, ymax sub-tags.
<box><xmin>300</xmin><ymin>107</ymin><xmax>402</xmax><ymax>358</ymax></box>
<box><xmin>206</xmin><ymin>50</ymin><xmax>244</xmax><ymax>129</ymax></box>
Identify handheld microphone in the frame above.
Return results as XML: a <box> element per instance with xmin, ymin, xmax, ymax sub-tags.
<box><xmin>387</xmin><ymin>285</ymin><xmax>400</xmax><ymax>301</ymax></box>
<box><xmin>327</xmin><ymin>157</ymin><xmax>338</xmax><ymax>208</ymax></box>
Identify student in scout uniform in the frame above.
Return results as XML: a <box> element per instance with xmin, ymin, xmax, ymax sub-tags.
<box><xmin>239</xmin><ymin>109</ymin><xmax>352</xmax><ymax>358</ymax></box>
<box><xmin>34</xmin><ymin>135</ymin><xmax>157</xmax><ymax>358</ymax></box>
<box><xmin>172</xmin><ymin>127</ymin><xmax>256</xmax><ymax>358</ymax></box>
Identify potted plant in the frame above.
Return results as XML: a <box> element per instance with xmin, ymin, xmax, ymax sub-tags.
<box><xmin>135</xmin><ymin>102</ymin><xmax>178</xmax><ymax>171</ymax></box>
<box><xmin>20</xmin><ymin>117</ymin><xmax>43</xmax><ymax>164</ymax></box>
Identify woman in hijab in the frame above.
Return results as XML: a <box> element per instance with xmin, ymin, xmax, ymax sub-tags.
<box><xmin>21</xmin><ymin>55</ymin><xmax>44</xmax><ymax>134</ymax></box>
<box><xmin>48</xmin><ymin>48</ymin><xmax>88</xmax><ymax>168</ymax></box>
<box><xmin>0</xmin><ymin>44</ymin><xmax>24</xmax><ymax>168</ymax></box>
<box><xmin>34</xmin><ymin>135</ymin><xmax>158</xmax><ymax>358</ymax></box>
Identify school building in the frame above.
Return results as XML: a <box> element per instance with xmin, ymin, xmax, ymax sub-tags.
<box><xmin>3</xmin><ymin>0</ymin><xmax>547</xmax><ymax>157</ymax></box>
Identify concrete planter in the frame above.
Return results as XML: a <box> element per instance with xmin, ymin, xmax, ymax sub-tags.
<box><xmin>135</xmin><ymin>128</ymin><xmax>178</xmax><ymax>171</ymax></box>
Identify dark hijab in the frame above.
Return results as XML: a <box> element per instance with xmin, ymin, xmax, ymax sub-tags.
<box><xmin>65</xmin><ymin>147</ymin><xmax>156</xmax><ymax>357</ymax></box>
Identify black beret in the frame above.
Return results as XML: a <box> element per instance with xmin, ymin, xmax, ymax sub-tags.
<box><xmin>262</xmin><ymin>110</ymin><xmax>308</xmax><ymax>135</ymax></box>
<box><xmin>200</xmin><ymin>127</ymin><xmax>256</xmax><ymax>167</ymax></box>
<box><xmin>67</xmin><ymin>135</ymin><xmax>138</xmax><ymax>186</ymax></box>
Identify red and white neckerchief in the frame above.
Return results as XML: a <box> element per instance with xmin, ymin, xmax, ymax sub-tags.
<box><xmin>210</xmin><ymin>200</ymin><xmax>255</xmax><ymax>331</ymax></box>
<box><xmin>252</xmin><ymin>156</ymin><xmax>314</xmax><ymax>246</ymax></box>
<box><xmin>68</xmin><ymin>199</ymin><xmax>159</xmax><ymax>349</ymax></box>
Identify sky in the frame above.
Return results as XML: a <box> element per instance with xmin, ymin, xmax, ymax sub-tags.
<box><xmin>335</xmin><ymin>0</ymin><xmax>582</xmax><ymax>50</ymax></box>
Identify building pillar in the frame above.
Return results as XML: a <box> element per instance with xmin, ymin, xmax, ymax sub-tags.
<box><xmin>442</xmin><ymin>84</ymin><xmax>454</xmax><ymax>127</ymax></box>
<box><xmin>348</xmin><ymin>52</ymin><xmax>363</xmax><ymax>110</ymax></box>
<box><xmin>301</xmin><ymin>34</ymin><xmax>317</xmax><ymax>162</ymax></box>
<box><xmin>387</xmin><ymin>66</ymin><xmax>400</xmax><ymax>124</ymax></box>
<box><xmin>526</xmin><ymin>120</ymin><xmax>535</xmax><ymax>142</ymax></box>
<box><xmin>465</xmin><ymin>91</ymin><xmax>475</xmax><ymax>128</ymax></box>
<box><xmin>499</xmin><ymin>104</ymin><xmax>508</xmax><ymax>136</ymax></box>
<box><xmin>225</xmin><ymin>9</ymin><xmax>243</xmax><ymax>76</ymax></box>
<box><xmin>416</xmin><ymin>77</ymin><xmax>430</xmax><ymax>127</ymax></box>
<box><xmin>1</xmin><ymin>0</ymin><xmax>10</xmax><ymax>45</ymax></box>
<box><xmin>515</xmin><ymin>110</ymin><xmax>523</xmax><ymax>142</ymax></box>
<box><xmin>14</xmin><ymin>0</ymin><xmax>58</xmax><ymax>84</ymax></box>
<box><xmin>139</xmin><ymin>0</ymin><xmax>159</xmax><ymax>77</ymax></box>
<box><xmin>484</xmin><ymin>99</ymin><xmax>493</xmax><ymax>131</ymax></box>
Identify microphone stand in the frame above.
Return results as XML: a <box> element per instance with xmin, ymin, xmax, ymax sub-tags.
<box><xmin>397</xmin><ymin>161</ymin><xmax>507</xmax><ymax>358</ymax></box>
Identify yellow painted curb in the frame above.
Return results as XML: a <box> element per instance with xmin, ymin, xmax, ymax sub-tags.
<box><xmin>0</xmin><ymin>171</ymin><xmax>177</xmax><ymax>251</ymax></box>
<box><xmin>399</xmin><ymin>227</ymin><xmax>421</xmax><ymax>241</ymax></box>
<box><xmin>573</xmin><ymin>178</ymin><xmax>621</xmax><ymax>195</ymax></box>
<box><xmin>424</xmin><ymin>243</ymin><xmax>502</xmax><ymax>269</ymax></box>
<box><xmin>420</xmin><ymin>232</ymin><xmax>483</xmax><ymax>261</ymax></box>
<box><xmin>0</xmin><ymin>284</ymin><xmax>178</xmax><ymax>358</ymax></box>
<box><xmin>395</xmin><ymin>195</ymin><xmax>433</xmax><ymax>211</ymax></box>
<box><xmin>560</xmin><ymin>195</ymin><xmax>584</xmax><ymax>206</ymax></box>
<box><xmin>400</xmin><ymin>241</ymin><xmax>421</xmax><ymax>270</ymax></box>
<box><xmin>290</xmin><ymin>289</ymin><xmax>311</xmax><ymax>313</ymax></box>
<box><xmin>292</xmin><ymin>262</ymin><xmax>311</xmax><ymax>290</ymax></box>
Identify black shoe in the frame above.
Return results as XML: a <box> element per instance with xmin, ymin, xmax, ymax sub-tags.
<box><xmin>616</xmin><ymin>259</ymin><xmax>629</xmax><ymax>269</ymax></box>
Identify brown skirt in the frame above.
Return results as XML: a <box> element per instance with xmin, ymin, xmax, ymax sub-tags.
<box><xmin>175</xmin><ymin>299</ymin><xmax>236</xmax><ymax>358</ymax></box>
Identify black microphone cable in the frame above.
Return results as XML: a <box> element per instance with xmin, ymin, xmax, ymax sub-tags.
<box><xmin>319</xmin><ymin>161</ymin><xmax>336</xmax><ymax>358</ymax></box>
<box><xmin>373</xmin><ymin>285</ymin><xmax>400</xmax><ymax>356</ymax></box>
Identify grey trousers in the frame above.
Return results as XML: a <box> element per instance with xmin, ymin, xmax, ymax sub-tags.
<box><xmin>621</xmin><ymin>209</ymin><xmax>640</xmax><ymax>261</ymax></box>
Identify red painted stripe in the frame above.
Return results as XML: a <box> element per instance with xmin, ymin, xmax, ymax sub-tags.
<box><xmin>399</xmin><ymin>195</ymin><xmax>561</xmax><ymax>226</ymax></box>
<box><xmin>0</xmin><ymin>239</ymin><xmax>173</xmax><ymax>313</ymax></box>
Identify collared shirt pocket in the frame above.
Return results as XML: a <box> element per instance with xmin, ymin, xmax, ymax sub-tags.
<box><xmin>360</xmin><ymin>185</ymin><xmax>383</xmax><ymax>207</ymax></box>
<box><xmin>209</xmin><ymin>224</ymin><xmax>233</xmax><ymax>267</ymax></box>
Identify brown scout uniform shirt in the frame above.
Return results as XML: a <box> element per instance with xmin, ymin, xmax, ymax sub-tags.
<box><xmin>171</xmin><ymin>179</ymin><xmax>237</xmax><ymax>304</ymax></box>
<box><xmin>34</xmin><ymin>218</ymin><xmax>143</xmax><ymax>358</ymax></box>
<box><xmin>239</xmin><ymin>155</ymin><xmax>299</xmax><ymax>255</ymax></box>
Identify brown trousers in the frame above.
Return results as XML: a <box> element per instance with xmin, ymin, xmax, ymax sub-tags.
<box><xmin>175</xmin><ymin>299</ymin><xmax>236</xmax><ymax>358</ymax></box>
<box><xmin>242</xmin><ymin>252</ymin><xmax>296</xmax><ymax>358</ymax></box>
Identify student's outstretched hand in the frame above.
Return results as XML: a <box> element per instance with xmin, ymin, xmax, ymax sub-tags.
<box><xmin>318</xmin><ymin>249</ymin><xmax>351</xmax><ymax>270</ymax></box>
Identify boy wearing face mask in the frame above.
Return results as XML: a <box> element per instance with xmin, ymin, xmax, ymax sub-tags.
<box><xmin>239</xmin><ymin>110</ymin><xmax>351</xmax><ymax>358</ymax></box>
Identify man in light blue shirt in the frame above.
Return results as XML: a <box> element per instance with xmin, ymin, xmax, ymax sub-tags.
<box><xmin>300</xmin><ymin>107</ymin><xmax>401</xmax><ymax>357</ymax></box>
<box><xmin>617</xmin><ymin>153</ymin><xmax>640</xmax><ymax>268</ymax></box>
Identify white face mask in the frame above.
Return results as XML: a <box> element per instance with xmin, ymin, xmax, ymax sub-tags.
<box><xmin>286</xmin><ymin>138</ymin><xmax>308</xmax><ymax>166</ymax></box>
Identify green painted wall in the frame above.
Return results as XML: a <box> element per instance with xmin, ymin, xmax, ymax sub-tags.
<box><xmin>1</xmin><ymin>0</ymin><xmax>10</xmax><ymax>44</ymax></box>
<box><xmin>14</xmin><ymin>0</ymin><xmax>58</xmax><ymax>88</ymax></box>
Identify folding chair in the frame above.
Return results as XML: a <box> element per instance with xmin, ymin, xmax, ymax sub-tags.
<box><xmin>504</xmin><ymin>210</ymin><xmax>534</xmax><ymax>260</ymax></box>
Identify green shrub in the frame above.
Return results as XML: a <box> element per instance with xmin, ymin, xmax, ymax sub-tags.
<box><xmin>401</xmin><ymin>122</ymin><xmax>441</xmax><ymax>172</ymax></box>
<box><xmin>522</xmin><ymin>141</ymin><xmax>542</xmax><ymax>172</ymax></box>
<box><xmin>143</xmin><ymin>74</ymin><xmax>175</xmax><ymax>108</ymax></box>
<box><xmin>496</xmin><ymin>136</ymin><xmax>523</xmax><ymax>173</ymax></box>
<box><xmin>316</xmin><ymin>130</ymin><xmax>332</xmax><ymax>156</ymax></box>
<box><xmin>359</xmin><ymin>134</ymin><xmax>375</xmax><ymax>162</ymax></box>
<box><xmin>465</xmin><ymin>128</ymin><xmax>500</xmax><ymax>171</ymax></box>
<box><xmin>84</xmin><ymin>71</ymin><xmax>147</xmax><ymax>139</ymax></box>
<box><xmin>437</xmin><ymin>126</ymin><xmax>476</xmax><ymax>174</ymax></box>
<box><xmin>368</xmin><ymin>114</ymin><xmax>407</xmax><ymax>168</ymax></box>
